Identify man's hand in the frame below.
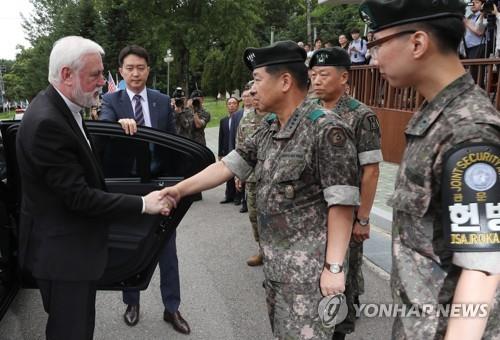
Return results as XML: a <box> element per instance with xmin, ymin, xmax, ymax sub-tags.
<box><xmin>117</xmin><ymin>118</ymin><xmax>138</xmax><ymax>135</ymax></box>
<box><xmin>235</xmin><ymin>178</ymin><xmax>243</xmax><ymax>192</ymax></box>
<box><xmin>352</xmin><ymin>221</ymin><xmax>370</xmax><ymax>243</ymax></box>
<box><xmin>158</xmin><ymin>186</ymin><xmax>181</xmax><ymax>216</ymax></box>
<box><xmin>320</xmin><ymin>269</ymin><xmax>345</xmax><ymax>296</ymax></box>
<box><xmin>143</xmin><ymin>190</ymin><xmax>174</xmax><ymax>215</ymax></box>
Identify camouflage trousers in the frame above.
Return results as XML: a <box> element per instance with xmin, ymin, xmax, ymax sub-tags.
<box><xmin>246</xmin><ymin>182</ymin><xmax>259</xmax><ymax>243</ymax></box>
<box><xmin>264</xmin><ymin>280</ymin><xmax>335</xmax><ymax>340</ymax></box>
<box><xmin>334</xmin><ymin>240</ymin><xmax>364</xmax><ymax>334</ymax></box>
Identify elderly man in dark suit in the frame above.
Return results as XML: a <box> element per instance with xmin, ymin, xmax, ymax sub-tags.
<box><xmin>16</xmin><ymin>36</ymin><xmax>168</xmax><ymax>340</ymax></box>
<box><xmin>100</xmin><ymin>45</ymin><xmax>190</xmax><ymax>335</ymax></box>
<box><xmin>218</xmin><ymin>96</ymin><xmax>243</xmax><ymax>205</ymax></box>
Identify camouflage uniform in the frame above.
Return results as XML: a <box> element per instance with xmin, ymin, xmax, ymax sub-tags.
<box><xmin>329</xmin><ymin>94</ymin><xmax>382</xmax><ymax>335</ymax></box>
<box><xmin>235</xmin><ymin>109</ymin><xmax>269</xmax><ymax>243</ymax></box>
<box><xmin>223</xmin><ymin>99</ymin><xmax>360</xmax><ymax>339</ymax></box>
<box><xmin>191</xmin><ymin>108</ymin><xmax>211</xmax><ymax>145</ymax></box>
<box><xmin>173</xmin><ymin>108</ymin><xmax>194</xmax><ymax>139</ymax></box>
<box><xmin>388</xmin><ymin>73</ymin><xmax>500</xmax><ymax>339</ymax></box>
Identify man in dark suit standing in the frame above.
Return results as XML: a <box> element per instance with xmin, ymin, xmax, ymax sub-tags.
<box><xmin>100</xmin><ymin>45</ymin><xmax>190</xmax><ymax>335</ymax></box>
<box><xmin>218</xmin><ymin>97</ymin><xmax>243</xmax><ymax>205</ymax></box>
<box><xmin>16</xmin><ymin>36</ymin><xmax>169</xmax><ymax>340</ymax></box>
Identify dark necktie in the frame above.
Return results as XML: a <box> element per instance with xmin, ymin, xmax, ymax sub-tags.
<box><xmin>134</xmin><ymin>94</ymin><xmax>145</xmax><ymax>126</ymax></box>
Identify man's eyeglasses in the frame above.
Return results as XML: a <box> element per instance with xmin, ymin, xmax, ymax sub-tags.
<box><xmin>368</xmin><ymin>30</ymin><xmax>417</xmax><ymax>60</ymax></box>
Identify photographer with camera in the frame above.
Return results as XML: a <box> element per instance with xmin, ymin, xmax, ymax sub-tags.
<box><xmin>187</xmin><ymin>89</ymin><xmax>211</xmax><ymax>146</ymax></box>
<box><xmin>464</xmin><ymin>0</ymin><xmax>487</xmax><ymax>59</ymax></box>
<box><xmin>172</xmin><ymin>87</ymin><xmax>193</xmax><ymax>139</ymax></box>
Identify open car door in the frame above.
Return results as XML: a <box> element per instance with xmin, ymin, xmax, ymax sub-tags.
<box><xmin>0</xmin><ymin>121</ymin><xmax>214</xmax><ymax>318</ymax></box>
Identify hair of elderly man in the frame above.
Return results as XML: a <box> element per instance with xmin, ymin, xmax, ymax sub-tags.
<box><xmin>48</xmin><ymin>36</ymin><xmax>105</xmax><ymax>85</ymax></box>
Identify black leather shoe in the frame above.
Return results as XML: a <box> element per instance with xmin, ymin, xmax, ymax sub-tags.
<box><xmin>220</xmin><ymin>198</ymin><xmax>233</xmax><ymax>204</ymax></box>
<box><xmin>123</xmin><ymin>304</ymin><xmax>139</xmax><ymax>326</ymax></box>
<box><xmin>239</xmin><ymin>205</ymin><xmax>248</xmax><ymax>213</ymax></box>
<box><xmin>332</xmin><ymin>332</ymin><xmax>346</xmax><ymax>340</ymax></box>
<box><xmin>164</xmin><ymin>310</ymin><xmax>191</xmax><ymax>335</ymax></box>
<box><xmin>234</xmin><ymin>199</ymin><xmax>242</xmax><ymax>206</ymax></box>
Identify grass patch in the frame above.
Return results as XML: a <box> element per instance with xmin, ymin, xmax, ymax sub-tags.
<box><xmin>0</xmin><ymin>111</ymin><xmax>15</xmax><ymax>120</ymax></box>
<box><xmin>203</xmin><ymin>97</ymin><xmax>227</xmax><ymax>128</ymax></box>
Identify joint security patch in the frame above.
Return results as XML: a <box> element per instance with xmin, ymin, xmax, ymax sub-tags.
<box><xmin>441</xmin><ymin>143</ymin><xmax>500</xmax><ymax>252</ymax></box>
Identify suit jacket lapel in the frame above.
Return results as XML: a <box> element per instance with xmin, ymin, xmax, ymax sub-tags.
<box><xmin>46</xmin><ymin>85</ymin><xmax>105</xmax><ymax>186</ymax></box>
<box><xmin>147</xmin><ymin>89</ymin><xmax>159</xmax><ymax>129</ymax></box>
<box><xmin>119</xmin><ymin>90</ymin><xmax>135</xmax><ymax>119</ymax></box>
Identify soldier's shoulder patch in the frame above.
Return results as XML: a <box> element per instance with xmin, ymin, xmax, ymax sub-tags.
<box><xmin>308</xmin><ymin>109</ymin><xmax>326</xmax><ymax>122</ymax></box>
<box><xmin>363</xmin><ymin>113</ymin><xmax>380</xmax><ymax>131</ymax></box>
<box><xmin>328</xmin><ymin>127</ymin><xmax>347</xmax><ymax>147</ymax></box>
<box><xmin>347</xmin><ymin>98</ymin><xmax>361</xmax><ymax>110</ymax></box>
<box><xmin>266</xmin><ymin>113</ymin><xmax>277</xmax><ymax>124</ymax></box>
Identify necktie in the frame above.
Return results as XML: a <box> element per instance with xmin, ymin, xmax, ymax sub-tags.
<box><xmin>134</xmin><ymin>94</ymin><xmax>145</xmax><ymax>126</ymax></box>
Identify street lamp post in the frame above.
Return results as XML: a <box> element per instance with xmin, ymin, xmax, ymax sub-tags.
<box><xmin>163</xmin><ymin>49</ymin><xmax>174</xmax><ymax>95</ymax></box>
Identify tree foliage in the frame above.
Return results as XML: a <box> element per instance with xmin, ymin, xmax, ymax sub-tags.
<box><xmin>4</xmin><ymin>0</ymin><xmax>362</xmax><ymax>100</ymax></box>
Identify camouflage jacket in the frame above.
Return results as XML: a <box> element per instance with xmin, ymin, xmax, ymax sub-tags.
<box><xmin>235</xmin><ymin>109</ymin><xmax>269</xmax><ymax>183</ymax></box>
<box><xmin>332</xmin><ymin>94</ymin><xmax>383</xmax><ymax>167</ymax></box>
<box><xmin>191</xmin><ymin>108</ymin><xmax>211</xmax><ymax>145</ymax></box>
<box><xmin>224</xmin><ymin>99</ymin><xmax>360</xmax><ymax>283</ymax></box>
<box><xmin>388</xmin><ymin>73</ymin><xmax>500</xmax><ymax>338</ymax></box>
<box><xmin>173</xmin><ymin>108</ymin><xmax>194</xmax><ymax>139</ymax></box>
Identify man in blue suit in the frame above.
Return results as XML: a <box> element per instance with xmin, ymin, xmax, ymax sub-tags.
<box><xmin>100</xmin><ymin>45</ymin><xmax>190</xmax><ymax>335</ymax></box>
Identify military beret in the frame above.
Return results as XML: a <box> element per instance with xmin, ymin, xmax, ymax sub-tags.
<box><xmin>190</xmin><ymin>89</ymin><xmax>203</xmax><ymax>98</ymax></box>
<box><xmin>359</xmin><ymin>0</ymin><xmax>466</xmax><ymax>32</ymax></box>
<box><xmin>309</xmin><ymin>47</ymin><xmax>351</xmax><ymax>69</ymax></box>
<box><xmin>243</xmin><ymin>40</ymin><xmax>307</xmax><ymax>71</ymax></box>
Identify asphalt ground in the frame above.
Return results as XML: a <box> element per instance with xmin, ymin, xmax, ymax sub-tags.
<box><xmin>0</xmin><ymin>185</ymin><xmax>393</xmax><ymax>340</ymax></box>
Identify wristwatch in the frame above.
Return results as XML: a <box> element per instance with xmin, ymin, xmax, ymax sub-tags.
<box><xmin>325</xmin><ymin>262</ymin><xmax>344</xmax><ymax>274</ymax></box>
<box><xmin>356</xmin><ymin>217</ymin><xmax>370</xmax><ymax>227</ymax></box>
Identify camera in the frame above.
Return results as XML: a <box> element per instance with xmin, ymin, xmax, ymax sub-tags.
<box><xmin>172</xmin><ymin>87</ymin><xmax>185</xmax><ymax>108</ymax></box>
<box><xmin>189</xmin><ymin>89</ymin><xmax>204</xmax><ymax>112</ymax></box>
<box><xmin>481</xmin><ymin>0</ymin><xmax>497</xmax><ymax>14</ymax></box>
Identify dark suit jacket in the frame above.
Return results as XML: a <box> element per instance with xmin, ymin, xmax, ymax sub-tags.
<box><xmin>100</xmin><ymin>89</ymin><xmax>175</xmax><ymax>133</ymax></box>
<box><xmin>16</xmin><ymin>85</ymin><xmax>142</xmax><ymax>281</ymax></box>
<box><xmin>218</xmin><ymin>109</ymin><xmax>243</xmax><ymax>157</ymax></box>
<box><xmin>100</xmin><ymin>89</ymin><xmax>176</xmax><ymax>176</ymax></box>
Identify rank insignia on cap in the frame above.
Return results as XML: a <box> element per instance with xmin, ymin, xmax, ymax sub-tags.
<box><xmin>317</xmin><ymin>53</ymin><xmax>328</xmax><ymax>64</ymax></box>
<box><xmin>243</xmin><ymin>41</ymin><xmax>307</xmax><ymax>71</ymax></box>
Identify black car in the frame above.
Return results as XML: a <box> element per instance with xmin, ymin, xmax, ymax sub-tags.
<box><xmin>0</xmin><ymin>120</ymin><xmax>215</xmax><ymax>320</ymax></box>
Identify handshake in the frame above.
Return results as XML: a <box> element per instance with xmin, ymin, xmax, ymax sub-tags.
<box><xmin>142</xmin><ymin>187</ymin><xmax>180</xmax><ymax>215</ymax></box>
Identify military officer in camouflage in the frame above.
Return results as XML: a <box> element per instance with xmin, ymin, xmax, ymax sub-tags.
<box><xmin>309</xmin><ymin>47</ymin><xmax>382</xmax><ymax>340</ymax></box>
<box><xmin>158</xmin><ymin>41</ymin><xmax>360</xmax><ymax>339</ymax></box>
<box><xmin>235</xmin><ymin>81</ymin><xmax>269</xmax><ymax>267</ymax></box>
<box><xmin>360</xmin><ymin>0</ymin><xmax>500</xmax><ymax>339</ymax></box>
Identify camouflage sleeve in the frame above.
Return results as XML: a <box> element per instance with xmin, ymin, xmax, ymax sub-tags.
<box><xmin>235</xmin><ymin>119</ymin><xmax>245</xmax><ymax>149</ymax></box>
<box><xmin>195</xmin><ymin>108</ymin><xmax>211</xmax><ymax>128</ymax></box>
<box><xmin>357</xmin><ymin>110</ymin><xmax>383</xmax><ymax>166</ymax></box>
<box><xmin>317</xmin><ymin>119</ymin><xmax>360</xmax><ymax>206</ymax></box>
<box><xmin>222</xmin><ymin>125</ymin><xmax>261</xmax><ymax>181</ymax></box>
<box><xmin>445</xmin><ymin>124</ymin><xmax>500</xmax><ymax>273</ymax></box>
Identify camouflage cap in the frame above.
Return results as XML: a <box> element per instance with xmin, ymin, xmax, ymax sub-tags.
<box><xmin>309</xmin><ymin>47</ymin><xmax>351</xmax><ymax>69</ymax></box>
<box><xmin>359</xmin><ymin>0</ymin><xmax>466</xmax><ymax>32</ymax></box>
<box><xmin>243</xmin><ymin>40</ymin><xmax>307</xmax><ymax>71</ymax></box>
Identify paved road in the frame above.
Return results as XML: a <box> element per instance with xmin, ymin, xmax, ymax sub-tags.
<box><xmin>0</xmin><ymin>185</ymin><xmax>393</xmax><ymax>340</ymax></box>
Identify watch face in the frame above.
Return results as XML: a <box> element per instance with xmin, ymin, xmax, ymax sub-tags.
<box><xmin>330</xmin><ymin>264</ymin><xmax>341</xmax><ymax>273</ymax></box>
